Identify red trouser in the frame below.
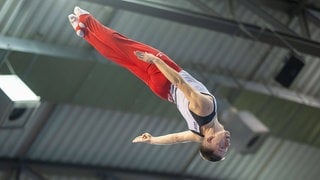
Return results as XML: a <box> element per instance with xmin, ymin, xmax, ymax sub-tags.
<box><xmin>79</xmin><ymin>14</ymin><xmax>182</xmax><ymax>100</ymax></box>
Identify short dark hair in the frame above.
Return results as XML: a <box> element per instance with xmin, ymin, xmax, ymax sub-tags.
<box><xmin>199</xmin><ymin>144</ymin><xmax>223</xmax><ymax>162</ymax></box>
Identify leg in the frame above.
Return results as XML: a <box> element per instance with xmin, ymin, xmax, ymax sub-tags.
<box><xmin>68</xmin><ymin>12</ymin><xmax>149</xmax><ymax>83</ymax></box>
<box><xmin>74</xmin><ymin>7</ymin><xmax>182</xmax><ymax>73</ymax></box>
<box><xmin>69</xmin><ymin>7</ymin><xmax>182</xmax><ymax>100</ymax></box>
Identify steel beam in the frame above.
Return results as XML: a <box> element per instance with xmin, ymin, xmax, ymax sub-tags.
<box><xmin>15</xmin><ymin>103</ymin><xmax>56</xmax><ymax>157</ymax></box>
<box><xmin>185</xmin><ymin>66</ymin><xmax>320</xmax><ymax>109</ymax></box>
<box><xmin>84</xmin><ymin>0</ymin><xmax>320</xmax><ymax>57</ymax></box>
<box><xmin>0</xmin><ymin>35</ymin><xmax>94</xmax><ymax>61</ymax></box>
<box><xmin>187</xmin><ymin>0</ymin><xmax>221</xmax><ymax>17</ymax></box>
<box><xmin>305</xmin><ymin>9</ymin><xmax>320</xmax><ymax>29</ymax></box>
<box><xmin>0</xmin><ymin>158</ymin><xmax>218</xmax><ymax>180</ymax></box>
<box><xmin>298</xmin><ymin>11</ymin><xmax>311</xmax><ymax>38</ymax></box>
<box><xmin>21</xmin><ymin>167</ymin><xmax>46</xmax><ymax>180</ymax></box>
<box><xmin>257</xmin><ymin>0</ymin><xmax>299</xmax><ymax>12</ymax></box>
<box><xmin>258</xmin><ymin>0</ymin><xmax>320</xmax><ymax>29</ymax></box>
<box><xmin>238</xmin><ymin>0</ymin><xmax>298</xmax><ymax>36</ymax></box>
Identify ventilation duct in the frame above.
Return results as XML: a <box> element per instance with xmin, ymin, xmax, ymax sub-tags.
<box><xmin>219</xmin><ymin>99</ymin><xmax>269</xmax><ymax>154</ymax></box>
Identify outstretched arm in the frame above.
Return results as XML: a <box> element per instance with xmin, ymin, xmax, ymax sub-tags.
<box><xmin>132</xmin><ymin>131</ymin><xmax>202</xmax><ymax>145</ymax></box>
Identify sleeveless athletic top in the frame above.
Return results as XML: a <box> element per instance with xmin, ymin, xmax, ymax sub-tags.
<box><xmin>170</xmin><ymin>70</ymin><xmax>217</xmax><ymax>136</ymax></box>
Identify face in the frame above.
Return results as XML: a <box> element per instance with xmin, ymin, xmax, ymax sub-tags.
<box><xmin>207</xmin><ymin>130</ymin><xmax>231</xmax><ymax>158</ymax></box>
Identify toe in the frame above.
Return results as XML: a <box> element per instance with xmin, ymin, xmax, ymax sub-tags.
<box><xmin>68</xmin><ymin>14</ymin><xmax>76</xmax><ymax>23</ymax></box>
<box><xmin>68</xmin><ymin>14</ymin><xmax>78</xmax><ymax>30</ymax></box>
<box><xmin>74</xmin><ymin>6</ymin><xmax>89</xmax><ymax>17</ymax></box>
<box><xmin>78</xmin><ymin>22</ymin><xmax>85</xmax><ymax>28</ymax></box>
<box><xmin>76</xmin><ymin>30</ymin><xmax>84</xmax><ymax>38</ymax></box>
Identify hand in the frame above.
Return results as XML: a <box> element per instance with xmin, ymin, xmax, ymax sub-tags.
<box><xmin>132</xmin><ymin>133</ymin><xmax>153</xmax><ymax>143</ymax></box>
<box><xmin>134</xmin><ymin>51</ymin><xmax>156</xmax><ymax>63</ymax></box>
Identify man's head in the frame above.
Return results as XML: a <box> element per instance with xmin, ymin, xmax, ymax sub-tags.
<box><xmin>199</xmin><ymin>130</ymin><xmax>231</xmax><ymax>162</ymax></box>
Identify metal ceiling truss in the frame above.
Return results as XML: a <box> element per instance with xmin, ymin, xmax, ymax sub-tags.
<box><xmin>187</xmin><ymin>66</ymin><xmax>320</xmax><ymax>109</ymax></box>
<box><xmin>1</xmin><ymin>38</ymin><xmax>319</xmax><ymax>110</ymax></box>
<box><xmin>0</xmin><ymin>158</ymin><xmax>218</xmax><ymax>180</ymax></box>
<box><xmin>256</xmin><ymin>0</ymin><xmax>320</xmax><ymax>35</ymax></box>
<box><xmin>298</xmin><ymin>10</ymin><xmax>311</xmax><ymax>39</ymax></box>
<box><xmin>237</xmin><ymin>0</ymin><xmax>298</xmax><ymax>36</ymax></box>
<box><xmin>186</xmin><ymin>0</ymin><xmax>222</xmax><ymax>17</ymax></box>
<box><xmin>305</xmin><ymin>9</ymin><xmax>320</xmax><ymax>29</ymax></box>
<box><xmin>84</xmin><ymin>0</ymin><xmax>320</xmax><ymax>57</ymax></box>
<box><xmin>239</xmin><ymin>0</ymin><xmax>313</xmax><ymax>43</ymax></box>
<box><xmin>0</xmin><ymin>0</ymin><xmax>318</xmax><ymax>110</ymax></box>
<box><xmin>0</xmin><ymin>35</ymin><xmax>95</xmax><ymax>61</ymax></box>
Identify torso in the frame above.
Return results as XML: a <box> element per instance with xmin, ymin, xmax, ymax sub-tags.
<box><xmin>171</xmin><ymin>70</ymin><xmax>217</xmax><ymax>135</ymax></box>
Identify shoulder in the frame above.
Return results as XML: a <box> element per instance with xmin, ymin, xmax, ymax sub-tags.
<box><xmin>189</xmin><ymin>93</ymin><xmax>214</xmax><ymax>117</ymax></box>
<box><xmin>183</xmin><ymin>130</ymin><xmax>203</xmax><ymax>143</ymax></box>
<box><xmin>174</xmin><ymin>72</ymin><xmax>214</xmax><ymax>116</ymax></box>
<box><xmin>174</xmin><ymin>131</ymin><xmax>202</xmax><ymax>143</ymax></box>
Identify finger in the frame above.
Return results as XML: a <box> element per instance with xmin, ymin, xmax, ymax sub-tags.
<box><xmin>134</xmin><ymin>51</ymin><xmax>144</xmax><ymax>59</ymax></box>
<box><xmin>132</xmin><ymin>135</ymin><xmax>141</xmax><ymax>141</ymax></box>
<box><xmin>132</xmin><ymin>137</ymin><xmax>141</xmax><ymax>143</ymax></box>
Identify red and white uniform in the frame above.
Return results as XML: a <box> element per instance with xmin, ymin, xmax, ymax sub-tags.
<box><xmin>171</xmin><ymin>70</ymin><xmax>217</xmax><ymax>135</ymax></box>
<box><xmin>79</xmin><ymin>14</ymin><xmax>216</xmax><ymax>132</ymax></box>
<box><xmin>79</xmin><ymin>14</ymin><xmax>181</xmax><ymax>100</ymax></box>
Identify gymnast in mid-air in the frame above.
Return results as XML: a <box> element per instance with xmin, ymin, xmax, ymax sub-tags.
<box><xmin>68</xmin><ymin>6</ymin><xmax>230</xmax><ymax>162</ymax></box>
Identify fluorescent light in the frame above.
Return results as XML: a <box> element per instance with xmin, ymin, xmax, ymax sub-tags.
<box><xmin>0</xmin><ymin>75</ymin><xmax>40</xmax><ymax>102</ymax></box>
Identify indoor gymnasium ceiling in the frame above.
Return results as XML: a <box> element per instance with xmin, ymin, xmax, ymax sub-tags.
<box><xmin>0</xmin><ymin>0</ymin><xmax>320</xmax><ymax>180</ymax></box>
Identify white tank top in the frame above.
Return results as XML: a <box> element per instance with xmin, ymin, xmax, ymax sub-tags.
<box><xmin>170</xmin><ymin>70</ymin><xmax>217</xmax><ymax>135</ymax></box>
